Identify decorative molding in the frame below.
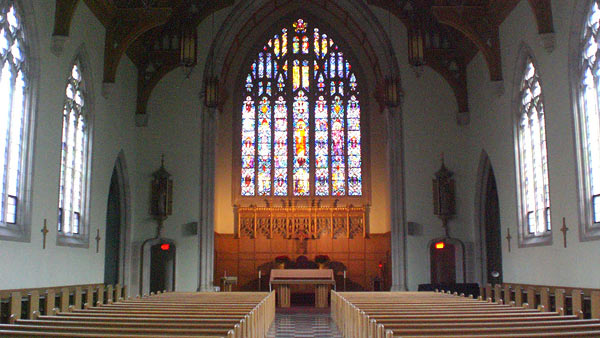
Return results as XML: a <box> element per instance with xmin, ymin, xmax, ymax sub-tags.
<box><xmin>236</xmin><ymin>206</ymin><xmax>368</xmax><ymax>240</ymax></box>
<box><xmin>539</xmin><ymin>32</ymin><xmax>556</xmax><ymax>53</ymax></box>
<box><xmin>101</xmin><ymin>82</ymin><xmax>114</xmax><ymax>99</ymax></box>
<box><xmin>134</xmin><ymin>113</ymin><xmax>148</xmax><ymax>127</ymax></box>
<box><xmin>490</xmin><ymin>80</ymin><xmax>505</xmax><ymax>97</ymax></box>
<box><xmin>456</xmin><ymin>110</ymin><xmax>470</xmax><ymax>126</ymax></box>
<box><xmin>50</xmin><ymin>35</ymin><xmax>68</xmax><ymax>57</ymax></box>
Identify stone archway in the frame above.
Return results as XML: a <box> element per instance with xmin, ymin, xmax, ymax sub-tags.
<box><xmin>199</xmin><ymin>0</ymin><xmax>406</xmax><ymax>291</ymax></box>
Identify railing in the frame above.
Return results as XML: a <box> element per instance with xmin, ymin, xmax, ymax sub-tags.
<box><xmin>477</xmin><ymin>282</ymin><xmax>600</xmax><ymax>319</ymax></box>
<box><xmin>0</xmin><ymin>283</ymin><xmax>127</xmax><ymax>323</ymax></box>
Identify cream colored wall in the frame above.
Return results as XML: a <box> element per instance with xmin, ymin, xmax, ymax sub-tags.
<box><xmin>369</xmin><ymin>7</ymin><xmax>474</xmax><ymax>291</ymax></box>
<box><xmin>463</xmin><ymin>1</ymin><xmax>600</xmax><ymax>288</ymax></box>
<box><xmin>0</xmin><ymin>1</ymin><xmax>138</xmax><ymax>290</ymax></box>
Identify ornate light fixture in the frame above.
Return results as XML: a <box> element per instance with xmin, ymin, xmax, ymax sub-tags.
<box><xmin>432</xmin><ymin>154</ymin><xmax>456</xmax><ymax>237</ymax></box>
<box><xmin>180</xmin><ymin>24</ymin><xmax>197</xmax><ymax>68</ymax></box>
<box><xmin>151</xmin><ymin>155</ymin><xmax>173</xmax><ymax>236</ymax></box>
<box><xmin>205</xmin><ymin>76</ymin><xmax>219</xmax><ymax>108</ymax></box>
<box><xmin>384</xmin><ymin>77</ymin><xmax>401</xmax><ymax>107</ymax></box>
<box><xmin>407</xmin><ymin>5</ymin><xmax>425</xmax><ymax>77</ymax></box>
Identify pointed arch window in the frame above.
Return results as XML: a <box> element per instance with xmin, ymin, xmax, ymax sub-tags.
<box><xmin>0</xmin><ymin>2</ymin><xmax>34</xmax><ymax>242</ymax></box>
<box><xmin>575</xmin><ymin>0</ymin><xmax>600</xmax><ymax>240</ymax></box>
<box><xmin>240</xmin><ymin>19</ymin><xmax>362</xmax><ymax>197</ymax></box>
<box><xmin>57</xmin><ymin>62</ymin><xmax>90</xmax><ymax>246</ymax></box>
<box><xmin>516</xmin><ymin>57</ymin><xmax>552</xmax><ymax>245</ymax></box>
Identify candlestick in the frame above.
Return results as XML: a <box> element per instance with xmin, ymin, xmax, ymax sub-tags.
<box><xmin>343</xmin><ymin>270</ymin><xmax>346</xmax><ymax>279</ymax></box>
<box><xmin>258</xmin><ymin>270</ymin><xmax>261</xmax><ymax>279</ymax></box>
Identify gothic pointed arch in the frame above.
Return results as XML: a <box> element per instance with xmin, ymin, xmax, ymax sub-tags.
<box><xmin>237</xmin><ymin>18</ymin><xmax>363</xmax><ymax>199</ymax></box>
<box><xmin>0</xmin><ymin>0</ymin><xmax>40</xmax><ymax>242</ymax></box>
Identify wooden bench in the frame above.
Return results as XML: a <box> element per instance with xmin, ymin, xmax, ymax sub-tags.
<box><xmin>332</xmin><ymin>291</ymin><xmax>600</xmax><ymax>338</ymax></box>
<box><xmin>0</xmin><ymin>287</ymin><xmax>275</xmax><ymax>338</ymax></box>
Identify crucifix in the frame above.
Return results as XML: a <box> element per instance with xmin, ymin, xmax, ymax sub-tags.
<box><xmin>41</xmin><ymin>219</ymin><xmax>49</xmax><ymax>249</ymax></box>
<box><xmin>95</xmin><ymin>229</ymin><xmax>101</xmax><ymax>253</ymax></box>
<box><xmin>505</xmin><ymin>228</ymin><xmax>512</xmax><ymax>252</ymax></box>
<box><xmin>560</xmin><ymin>217</ymin><xmax>569</xmax><ymax>248</ymax></box>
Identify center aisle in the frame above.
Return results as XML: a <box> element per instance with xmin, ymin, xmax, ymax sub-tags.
<box><xmin>266</xmin><ymin>309</ymin><xmax>343</xmax><ymax>338</ymax></box>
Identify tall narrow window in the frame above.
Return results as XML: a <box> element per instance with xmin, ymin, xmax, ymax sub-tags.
<box><xmin>58</xmin><ymin>62</ymin><xmax>89</xmax><ymax>243</ymax></box>
<box><xmin>0</xmin><ymin>2</ymin><xmax>33</xmax><ymax>242</ymax></box>
<box><xmin>575</xmin><ymin>0</ymin><xmax>600</xmax><ymax>240</ymax></box>
<box><xmin>240</xmin><ymin>19</ymin><xmax>362</xmax><ymax>197</ymax></box>
<box><xmin>516</xmin><ymin>56</ymin><xmax>551</xmax><ymax>245</ymax></box>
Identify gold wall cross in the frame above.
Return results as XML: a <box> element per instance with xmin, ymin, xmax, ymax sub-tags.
<box><xmin>560</xmin><ymin>217</ymin><xmax>569</xmax><ymax>248</ymax></box>
<box><xmin>95</xmin><ymin>229</ymin><xmax>101</xmax><ymax>253</ymax></box>
<box><xmin>41</xmin><ymin>219</ymin><xmax>48</xmax><ymax>249</ymax></box>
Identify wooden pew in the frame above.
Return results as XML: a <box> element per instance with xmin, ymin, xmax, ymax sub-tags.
<box><xmin>332</xmin><ymin>290</ymin><xmax>600</xmax><ymax>338</ymax></box>
<box><xmin>0</xmin><ymin>289</ymin><xmax>275</xmax><ymax>338</ymax></box>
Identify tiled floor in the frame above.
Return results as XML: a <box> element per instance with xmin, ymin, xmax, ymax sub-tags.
<box><xmin>266</xmin><ymin>310</ymin><xmax>343</xmax><ymax>338</ymax></box>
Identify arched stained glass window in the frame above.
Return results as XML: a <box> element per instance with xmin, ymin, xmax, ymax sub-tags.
<box><xmin>241</xmin><ymin>19</ymin><xmax>362</xmax><ymax>197</ymax></box>
<box><xmin>58</xmin><ymin>62</ymin><xmax>89</xmax><ymax>236</ymax></box>
<box><xmin>517</xmin><ymin>57</ymin><xmax>551</xmax><ymax>237</ymax></box>
<box><xmin>0</xmin><ymin>3</ymin><xmax>28</xmax><ymax>227</ymax></box>
<box><xmin>578</xmin><ymin>0</ymin><xmax>600</xmax><ymax>230</ymax></box>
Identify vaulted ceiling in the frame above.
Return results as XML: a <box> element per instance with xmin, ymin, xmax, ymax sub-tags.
<box><xmin>51</xmin><ymin>0</ymin><xmax>554</xmax><ymax>125</ymax></box>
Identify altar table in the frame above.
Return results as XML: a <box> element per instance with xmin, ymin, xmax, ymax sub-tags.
<box><xmin>269</xmin><ymin>269</ymin><xmax>336</xmax><ymax>308</ymax></box>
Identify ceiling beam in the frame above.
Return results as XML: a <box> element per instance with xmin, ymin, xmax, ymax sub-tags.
<box><xmin>432</xmin><ymin>5</ymin><xmax>503</xmax><ymax>82</ymax></box>
<box><xmin>101</xmin><ymin>7</ymin><xmax>172</xmax><ymax>96</ymax></box>
<box><xmin>527</xmin><ymin>0</ymin><xmax>554</xmax><ymax>34</ymax></box>
<box><xmin>51</xmin><ymin>0</ymin><xmax>81</xmax><ymax>55</ymax></box>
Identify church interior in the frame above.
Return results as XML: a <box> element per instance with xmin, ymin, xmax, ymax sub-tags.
<box><xmin>2</xmin><ymin>0</ymin><xmax>600</xmax><ymax>337</ymax></box>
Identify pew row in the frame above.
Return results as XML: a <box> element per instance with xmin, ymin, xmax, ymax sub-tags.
<box><xmin>0</xmin><ymin>283</ymin><xmax>127</xmax><ymax>323</ymax></box>
<box><xmin>332</xmin><ymin>291</ymin><xmax>600</xmax><ymax>338</ymax></box>
<box><xmin>0</xmin><ymin>291</ymin><xmax>275</xmax><ymax>338</ymax></box>
<box><xmin>478</xmin><ymin>282</ymin><xmax>600</xmax><ymax>319</ymax></box>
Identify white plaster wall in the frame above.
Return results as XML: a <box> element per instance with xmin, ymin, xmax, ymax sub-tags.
<box><xmin>130</xmin><ymin>7</ymin><xmax>233</xmax><ymax>293</ymax></box>
<box><xmin>464</xmin><ymin>1</ymin><xmax>600</xmax><ymax>288</ymax></box>
<box><xmin>0</xmin><ymin>1</ymin><xmax>138</xmax><ymax>290</ymax></box>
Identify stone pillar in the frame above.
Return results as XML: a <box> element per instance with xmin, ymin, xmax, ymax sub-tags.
<box><xmin>198</xmin><ymin>105</ymin><xmax>217</xmax><ymax>291</ymax></box>
<box><xmin>387</xmin><ymin>106</ymin><xmax>407</xmax><ymax>291</ymax></box>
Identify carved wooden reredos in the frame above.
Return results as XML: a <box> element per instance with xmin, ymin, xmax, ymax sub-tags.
<box><xmin>235</xmin><ymin>204</ymin><xmax>368</xmax><ymax>239</ymax></box>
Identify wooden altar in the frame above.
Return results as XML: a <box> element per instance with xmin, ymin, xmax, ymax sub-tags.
<box><xmin>269</xmin><ymin>269</ymin><xmax>335</xmax><ymax>308</ymax></box>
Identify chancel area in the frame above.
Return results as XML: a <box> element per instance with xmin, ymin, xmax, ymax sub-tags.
<box><xmin>2</xmin><ymin>0</ymin><xmax>600</xmax><ymax>337</ymax></box>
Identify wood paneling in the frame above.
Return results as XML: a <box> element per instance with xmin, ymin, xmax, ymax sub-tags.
<box><xmin>214</xmin><ymin>232</ymin><xmax>391</xmax><ymax>291</ymax></box>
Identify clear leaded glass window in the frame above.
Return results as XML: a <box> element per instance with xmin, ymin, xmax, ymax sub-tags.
<box><xmin>580</xmin><ymin>0</ymin><xmax>600</xmax><ymax>226</ymax></box>
<box><xmin>517</xmin><ymin>58</ymin><xmax>551</xmax><ymax>236</ymax></box>
<box><xmin>240</xmin><ymin>19</ymin><xmax>362</xmax><ymax>197</ymax></box>
<box><xmin>58</xmin><ymin>63</ymin><xmax>88</xmax><ymax>235</ymax></box>
<box><xmin>0</xmin><ymin>3</ymin><xmax>27</xmax><ymax>227</ymax></box>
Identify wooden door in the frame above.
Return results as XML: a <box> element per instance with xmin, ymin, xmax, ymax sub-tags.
<box><xmin>430</xmin><ymin>242</ymin><xmax>456</xmax><ymax>284</ymax></box>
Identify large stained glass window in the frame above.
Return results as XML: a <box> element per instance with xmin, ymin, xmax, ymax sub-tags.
<box><xmin>58</xmin><ymin>62</ymin><xmax>89</xmax><ymax>236</ymax></box>
<box><xmin>240</xmin><ymin>19</ymin><xmax>362</xmax><ymax>197</ymax></box>
<box><xmin>580</xmin><ymin>1</ymin><xmax>600</xmax><ymax>225</ymax></box>
<box><xmin>517</xmin><ymin>57</ymin><xmax>551</xmax><ymax>235</ymax></box>
<box><xmin>0</xmin><ymin>2</ymin><xmax>28</xmax><ymax>227</ymax></box>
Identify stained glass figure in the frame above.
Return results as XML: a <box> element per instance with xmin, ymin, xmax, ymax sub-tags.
<box><xmin>315</xmin><ymin>96</ymin><xmax>329</xmax><ymax>195</ymax></box>
<box><xmin>274</xmin><ymin>97</ymin><xmax>288</xmax><ymax>195</ymax></box>
<box><xmin>240</xmin><ymin>19</ymin><xmax>362</xmax><ymax>197</ymax></box>
<box><xmin>241</xmin><ymin>96</ymin><xmax>256</xmax><ymax>196</ymax></box>
<box><xmin>293</xmin><ymin>36</ymin><xmax>300</xmax><ymax>54</ymax></box>
<box><xmin>302</xmin><ymin>36</ymin><xmax>309</xmax><ymax>54</ymax></box>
